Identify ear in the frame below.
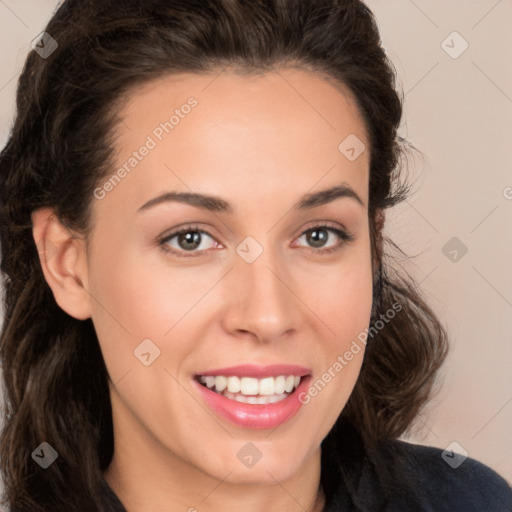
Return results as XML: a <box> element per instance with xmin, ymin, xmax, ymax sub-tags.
<box><xmin>32</xmin><ymin>208</ymin><xmax>92</xmax><ymax>320</ymax></box>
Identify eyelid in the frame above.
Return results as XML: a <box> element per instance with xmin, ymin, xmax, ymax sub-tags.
<box><xmin>295</xmin><ymin>220</ymin><xmax>351</xmax><ymax>239</ymax></box>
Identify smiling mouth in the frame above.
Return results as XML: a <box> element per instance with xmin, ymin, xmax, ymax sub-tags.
<box><xmin>196</xmin><ymin>375</ymin><xmax>302</xmax><ymax>405</ymax></box>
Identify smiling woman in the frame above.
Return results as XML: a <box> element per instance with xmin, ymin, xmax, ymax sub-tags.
<box><xmin>0</xmin><ymin>1</ymin><xmax>510</xmax><ymax>512</ymax></box>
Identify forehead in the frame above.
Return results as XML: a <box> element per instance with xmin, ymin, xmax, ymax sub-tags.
<box><xmin>101</xmin><ymin>68</ymin><xmax>369</xmax><ymax>215</ymax></box>
<box><xmin>117</xmin><ymin>67</ymin><xmax>367</xmax><ymax>145</ymax></box>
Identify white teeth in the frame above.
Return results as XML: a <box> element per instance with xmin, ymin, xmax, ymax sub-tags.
<box><xmin>214</xmin><ymin>376</ymin><xmax>227</xmax><ymax>392</ymax></box>
<box><xmin>284</xmin><ymin>375</ymin><xmax>295</xmax><ymax>393</ymax></box>
<box><xmin>274</xmin><ymin>375</ymin><xmax>286</xmax><ymax>394</ymax></box>
<box><xmin>227</xmin><ymin>376</ymin><xmax>241</xmax><ymax>393</ymax></box>
<box><xmin>198</xmin><ymin>374</ymin><xmax>303</xmax><ymax>399</ymax></box>
<box><xmin>259</xmin><ymin>377</ymin><xmax>275</xmax><ymax>396</ymax></box>
<box><xmin>224</xmin><ymin>390</ymin><xmax>290</xmax><ymax>404</ymax></box>
<box><xmin>240</xmin><ymin>377</ymin><xmax>259</xmax><ymax>395</ymax></box>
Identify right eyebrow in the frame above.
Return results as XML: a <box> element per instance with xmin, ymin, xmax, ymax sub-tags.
<box><xmin>138</xmin><ymin>191</ymin><xmax>233</xmax><ymax>213</ymax></box>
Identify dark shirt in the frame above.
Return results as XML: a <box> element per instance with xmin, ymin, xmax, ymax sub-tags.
<box><xmin>100</xmin><ymin>440</ymin><xmax>512</xmax><ymax>511</ymax></box>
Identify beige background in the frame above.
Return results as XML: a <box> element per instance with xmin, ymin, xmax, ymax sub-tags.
<box><xmin>0</xmin><ymin>0</ymin><xmax>510</xmax><ymax>501</ymax></box>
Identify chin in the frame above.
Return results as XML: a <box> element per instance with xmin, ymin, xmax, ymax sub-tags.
<box><xmin>201</xmin><ymin>439</ymin><xmax>318</xmax><ymax>485</ymax></box>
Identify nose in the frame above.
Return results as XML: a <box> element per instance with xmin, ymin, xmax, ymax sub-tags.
<box><xmin>221</xmin><ymin>246</ymin><xmax>304</xmax><ymax>344</ymax></box>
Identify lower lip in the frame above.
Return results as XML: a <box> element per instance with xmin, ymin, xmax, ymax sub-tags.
<box><xmin>194</xmin><ymin>376</ymin><xmax>311</xmax><ymax>429</ymax></box>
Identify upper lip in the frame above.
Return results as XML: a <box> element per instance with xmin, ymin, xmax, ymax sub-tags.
<box><xmin>195</xmin><ymin>364</ymin><xmax>311</xmax><ymax>378</ymax></box>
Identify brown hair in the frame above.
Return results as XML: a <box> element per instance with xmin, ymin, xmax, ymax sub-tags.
<box><xmin>0</xmin><ymin>0</ymin><xmax>448</xmax><ymax>510</ymax></box>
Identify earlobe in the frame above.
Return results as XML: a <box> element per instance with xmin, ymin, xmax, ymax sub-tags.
<box><xmin>32</xmin><ymin>208</ymin><xmax>92</xmax><ymax>320</ymax></box>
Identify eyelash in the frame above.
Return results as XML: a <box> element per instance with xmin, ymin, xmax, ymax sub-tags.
<box><xmin>157</xmin><ymin>222</ymin><xmax>354</xmax><ymax>258</ymax></box>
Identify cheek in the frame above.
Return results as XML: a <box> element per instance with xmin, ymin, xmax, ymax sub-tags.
<box><xmin>322</xmin><ymin>267</ymin><xmax>373</xmax><ymax>321</ymax></box>
<box><xmin>292</xmin><ymin>254</ymin><xmax>373</xmax><ymax>446</ymax></box>
<box><xmin>297</xmin><ymin>242</ymin><xmax>373</xmax><ymax>391</ymax></box>
<box><xmin>88</xmin><ymin>223</ymin><xmax>223</xmax><ymax>321</ymax></box>
<box><xmin>85</xmin><ymin>237</ymin><xmax>225</xmax><ymax>381</ymax></box>
<box><xmin>299</xmin><ymin>244</ymin><xmax>374</xmax><ymax>342</ymax></box>
<box><xmin>85</xmin><ymin>239</ymin><xmax>167</xmax><ymax>376</ymax></box>
<box><xmin>316</xmin><ymin>271</ymin><xmax>372</xmax><ymax>380</ymax></box>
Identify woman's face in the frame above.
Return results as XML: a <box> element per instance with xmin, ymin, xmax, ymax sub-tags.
<box><xmin>86</xmin><ymin>68</ymin><xmax>373</xmax><ymax>484</ymax></box>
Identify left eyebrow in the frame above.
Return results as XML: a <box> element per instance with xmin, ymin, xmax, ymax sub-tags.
<box><xmin>295</xmin><ymin>184</ymin><xmax>365</xmax><ymax>209</ymax></box>
<box><xmin>137</xmin><ymin>183</ymin><xmax>365</xmax><ymax>213</ymax></box>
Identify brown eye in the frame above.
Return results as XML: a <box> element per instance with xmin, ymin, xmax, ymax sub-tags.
<box><xmin>175</xmin><ymin>231</ymin><xmax>204</xmax><ymax>251</ymax></box>
<box><xmin>304</xmin><ymin>228</ymin><xmax>330</xmax><ymax>248</ymax></box>
<box><xmin>295</xmin><ymin>225</ymin><xmax>353</xmax><ymax>253</ymax></box>
<box><xmin>160</xmin><ymin>227</ymin><xmax>219</xmax><ymax>256</ymax></box>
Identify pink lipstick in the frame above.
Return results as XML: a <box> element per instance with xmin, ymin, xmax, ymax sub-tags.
<box><xmin>194</xmin><ymin>364</ymin><xmax>312</xmax><ymax>429</ymax></box>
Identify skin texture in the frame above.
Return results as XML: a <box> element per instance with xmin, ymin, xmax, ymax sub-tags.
<box><xmin>32</xmin><ymin>68</ymin><xmax>374</xmax><ymax>512</ymax></box>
